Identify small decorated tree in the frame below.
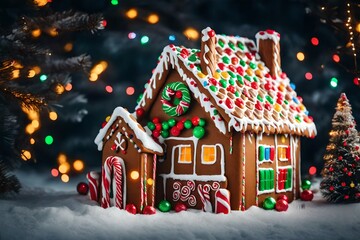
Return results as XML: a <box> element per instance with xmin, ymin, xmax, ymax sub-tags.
<box><xmin>320</xmin><ymin>93</ymin><xmax>360</xmax><ymax>203</ymax></box>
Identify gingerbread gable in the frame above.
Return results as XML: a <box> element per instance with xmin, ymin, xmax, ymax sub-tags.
<box><xmin>95</xmin><ymin>107</ymin><xmax>163</xmax><ymax>155</ymax></box>
<box><xmin>135</xmin><ymin>27</ymin><xmax>317</xmax><ymax>138</ymax></box>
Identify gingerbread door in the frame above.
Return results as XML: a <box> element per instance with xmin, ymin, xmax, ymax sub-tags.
<box><xmin>101</xmin><ymin>156</ymin><xmax>127</xmax><ymax>209</ymax></box>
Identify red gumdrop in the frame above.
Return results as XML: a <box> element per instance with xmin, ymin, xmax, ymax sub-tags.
<box><xmin>180</xmin><ymin>48</ymin><xmax>189</xmax><ymax>57</ymax></box>
<box><xmin>280</xmin><ymin>72</ymin><xmax>287</xmax><ymax>79</ymax></box>
<box><xmin>170</xmin><ymin>127</ymin><xmax>180</xmax><ymax>136</ymax></box>
<box><xmin>208</xmin><ymin>29</ymin><xmax>215</xmax><ymax>37</ymax></box>
<box><xmin>218</xmin><ymin>63</ymin><xmax>225</xmax><ymax>70</ymax></box>
<box><xmin>275</xmin><ymin>199</ymin><xmax>288</xmax><ymax>212</ymax></box>
<box><xmin>251</xmin><ymin>82</ymin><xmax>258</xmax><ymax>90</ymax></box>
<box><xmin>191</xmin><ymin>116</ymin><xmax>200</xmax><ymax>126</ymax></box>
<box><xmin>152</xmin><ymin>117</ymin><xmax>160</xmax><ymax>124</ymax></box>
<box><xmin>265</xmin><ymin>103</ymin><xmax>272</xmax><ymax>111</ymax></box>
<box><xmin>152</xmin><ymin>130</ymin><xmax>161</xmax><ymax>138</ymax></box>
<box><xmin>101</xmin><ymin>121</ymin><xmax>107</xmax><ymax>128</ymax></box>
<box><xmin>176</xmin><ymin>122</ymin><xmax>184</xmax><ymax>131</ymax></box>
<box><xmin>235</xmin><ymin>98</ymin><xmax>244</xmax><ymax>108</ymax></box>
<box><xmin>255</xmin><ymin>101</ymin><xmax>263</xmax><ymax>111</ymax></box>
<box><xmin>125</xmin><ymin>204</ymin><xmax>137</xmax><ymax>214</ymax></box>
<box><xmin>227</xmin><ymin>85</ymin><xmax>235</xmax><ymax>94</ymax></box>
<box><xmin>155</xmin><ymin>123</ymin><xmax>162</xmax><ymax>131</ymax></box>
<box><xmin>143</xmin><ymin>206</ymin><xmax>156</xmax><ymax>215</ymax></box>
<box><xmin>136</xmin><ymin>108</ymin><xmax>145</xmax><ymax>117</ymax></box>
<box><xmin>236</xmin><ymin>66</ymin><xmax>244</xmax><ymax>76</ymax></box>
<box><xmin>266</xmin><ymin>29</ymin><xmax>275</xmax><ymax>34</ymax></box>
<box><xmin>277</xmin><ymin>195</ymin><xmax>288</xmax><ymax>202</ymax></box>
<box><xmin>225</xmin><ymin>98</ymin><xmax>234</xmax><ymax>109</ymax></box>
<box><xmin>224</xmin><ymin>48</ymin><xmax>232</xmax><ymax>56</ymax></box>
<box><xmin>338</xmin><ymin>156</ymin><xmax>343</xmax><ymax>160</ymax></box>
<box><xmin>264</xmin><ymin>82</ymin><xmax>272</xmax><ymax>91</ymax></box>
<box><xmin>231</xmin><ymin>57</ymin><xmax>239</xmax><ymax>65</ymax></box>
<box><xmin>77</xmin><ymin>182</ymin><xmax>89</xmax><ymax>195</ymax></box>
<box><xmin>300</xmin><ymin>190</ymin><xmax>314</xmax><ymax>201</ymax></box>
<box><xmin>228</xmin><ymin>65</ymin><xmax>236</xmax><ymax>72</ymax></box>
<box><xmin>174</xmin><ymin>203</ymin><xmax>187</xmax><ymax>212</ymax></box>
<box><xmin>175</xmin><ymin>91</ymin><xmax>183</xmax><ymax>99</ymax></box>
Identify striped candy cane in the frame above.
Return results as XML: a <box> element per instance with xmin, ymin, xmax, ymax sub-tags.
<box><xmin>197</xmin><ymin>184</ymin><xmax>212</xmax><ymax>212</ymax></box>
<box><xmin>101</xmin><ymin>156</ymin><xmax>124</xmax><ymax>209</ymax></box>
<box><xmin>215</xmin><ymin>189</ymin><xmax>231</xmax><ymax>214</ymax></box>
<box><xmin>86</xmin><ymin>171</ymin><xmax>100</xmax><ymax>201</ymax></box>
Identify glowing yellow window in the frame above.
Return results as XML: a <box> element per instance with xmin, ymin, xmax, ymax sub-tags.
<box><xmin>178</xmin><ymin>145</ymin><xmax>192</xmax><ymax>164</ymax></box>
<box><xmin>202</xmin><ymin>145</ymin><xmax>216</xmax><ymax>164</ymax></box>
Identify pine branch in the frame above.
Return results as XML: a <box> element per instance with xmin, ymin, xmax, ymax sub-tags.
<box><xmin>45</xmin><ymin>54</ymin><xmax>92</xmax><ymax>74</ymax></box>
<box><xmin>0</xmin><ymin>160</ymin><xmax>21</xmax><ymax>194</ymax></box>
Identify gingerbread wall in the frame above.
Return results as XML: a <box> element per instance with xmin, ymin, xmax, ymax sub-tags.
<box><xmin>143</xmin><ymin>69</ymin><xmax>242</xmax><ymax>210</ymax></box>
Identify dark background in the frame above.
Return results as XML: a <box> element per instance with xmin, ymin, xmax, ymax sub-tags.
<box><xmin>1</xmin><ymin>0</ymin><xmax>359</xmax><ymax>181</ymax></box>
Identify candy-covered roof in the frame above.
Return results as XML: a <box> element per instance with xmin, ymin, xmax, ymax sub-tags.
<box><xmin>135</xmin><ymin>27</ymin><xmax>316</xmax><ymax>137</ymax></box>
<box><xmin>95</xmin><ymin>107</ymin><xmax>163</xmax><ymax>154</ymax></box>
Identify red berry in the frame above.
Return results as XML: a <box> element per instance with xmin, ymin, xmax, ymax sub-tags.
<box><xmin>176</xmin><ymin>122</ymin><xmax>184</xmax><ymax>130</ymax></box>
<box><xmin>266</xmin><ymin>29</ymin><xmax>275</xmax><ymax>34</ymax></box>
<box><xmin>341</xmin><ymin>182</ymin><xmax>346</xmax><ymax>187</ymax></box>
<box><xmin>300</xmin><ymin>190</ymin><xmax>314</xmax><ymax>201</ymax></box>
<box><xmin>180</xmin><ymin>48</ymin><xmax>189</xmax><ymax>57</ymax></box>
<box><xmin>155</xmin><ymin>123</ymin><xmax>162</xmax><ymax>131</ymax></box>
<box><xmin>152</xmin><ymin>130</ymin><xmax>161</xmax><ymax>138</ymax></box>
<box><xmin>174</xmin><ymin>203</ymin><xmax>187</xmax><ymax>212</ymax></box>
<box><xmin>343</xmin><ymin>141</ymin><xmax>347</xmax><ymax>146</ymax></box>
<box><xmin>143</xmin><ymin>206</ymin><xmax>156</xmax><ymax>215</ymax></box>
<box><xmin>170</xmin><ymin>127</ymin><xmax>180</xmax><ymax>136</ymax></box>
<box><xmin>348</xmin><ymin>172</ymin><xmax>352</xmax><ymax>176</ymax></box>
<box><xmin>111</xmin><ymin>144</ymin><xmax>117</xmax><ymax>151</ymax></box>
<box><xmin>125</xmin><ymin>204</ymin><xmax>137</xmax><ymax>214</ymax></box>
<box><xmin>329</xmin><ymin>186</ymin><xmax>334</xmax><ymax>191</ymax></box>
<box><xmin>191</xmin><ymin>116</ymin><xmax>200</xmax><ymax>126</ymax></box>
<box><xmin>152</xmin><ymin>117</ymin><xmax>160</xmax><ymax>124</ymax></box>
<box><xmin>277</xmin><ymin>195</ymin><xmax>288</xmax><ymax>202</ymax></box>
<box><xmin>208</xmin><ymin>29</ymin><xmax>215</xmax><ymax>37</ymax></box>
<box><xmin>136</xmin><ymin>108</ymin><xmax>145</xmax><ymax>117</ymax></box>
<box><xmin>275</xmin><ymin>199</ymin><xmax>288</xmax><ymax>212</ymax></box>
<box><xmin>344</xmin><ymin>195</ymin><xmax>350</xmax><ymax>200</ymax></box>
<box><xmin>77</xmin><ymin>182</ymin><xmax>89</xmax><ymax>195</ymax></box>
<box><xmin>175</xmin><ymin>91</ymin><xmax>183</xmax><ymax>99</ymax></box>
<box><xmin>338</xmin><ymin>156</ymin><xmax>343</xmax><ymax>161</ymax></box>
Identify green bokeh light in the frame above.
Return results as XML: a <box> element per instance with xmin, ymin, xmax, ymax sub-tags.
<box><xmin>140</xmin><ymin>36</ymin><xmax>149</xmax><ymax>45</ymax></box>
<box><xmin>111</xmin><ymin>0</ymin><xmax>118</xmax><ymax>5</ymax></box>
<box><xmin>45</xmin><ymin>135</ymin><xmax>54</xmax><ymax>145</ymax></box>
<box><xmin>40</xmin><ymin>74</ymin><xmax>47</xmax><ymax>82</ymax></box>
<box><xmin>330</xmin><ymin>77</ymin><xmax>338</xmax><ymax>88</ymax></box>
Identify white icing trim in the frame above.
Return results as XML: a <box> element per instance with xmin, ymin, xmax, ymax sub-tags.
<box><xmin>201</xmin><ymin>27</ymin><xmax>212</xmax><ymax>42</ymax></box>
<box><xmin>176</xmin><ymin>144</ymin><xmax>192</xmax><ymax>164</ymax></box>
<box><xmin>94</xmin><ymin>107</ymin><xmax>163</xmax><ymax>153</ymax></box>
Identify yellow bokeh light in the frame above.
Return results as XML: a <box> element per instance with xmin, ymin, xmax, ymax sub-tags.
<box><xmin>26</xmin><ymin>124</ymin><xmax>36</xmax><ymax>134</ymax></box>
<box><xmin>12</xmin><ymin>69</ymin><xmax>20</xmax><ymax>79</ymax></box>
<box><xmin>147</xmin><ymin>178</ymin><xmax>153</xmax><ymax>185</ymax></box>
<box><xmin>49</xmin><ymin>111</ymin><xmax>58</xmax><ymax>121</ymax></box>
<box><xmin>296</xmin><ymin>52</ymin><xmax>305</xmax><ymax>61</ymax></box>
<box><xmin>73</xmin><ymin>160</ymin><xmax>84</xmax><ymax>172</ymax></box>
<box><xmin>34</xmin><ymin>0</ymin><xmax>48</xmax><ymax>7</ymax></box>
<box><xmin>30</xmin><ymin>138</ymin><xmax>35</xmax><ymax>144</ymax></box>
<box><xmin>48</xmin><ymin>28</ymin><xmax>58</xmax><ymax>37</ymax></box>
<box><xmin>21</xmin><ymin>150</ymin><xmax>31</xmax><ymax>161</ymax></box>
<box><xmin>31</xmin><ymin>29</ymin><xmax>41</xmax><ymax>38</ymax></box>
<box><xmin>59</xmin><ymin>162</ymin><xmax>71</xmax><ymax>174</ymax></box>
<box><xmin>126</xmin><ymin>9</ymin><xmax>138</xmax><ymax>19</ymax></box>
<box><xmin>33</xmin><ymin>66</ymin><xmax>41</xmax><ymax>74</ymax></box>
<box><xmin>58</xmin><ymin>153</ymin><xmax>67</xmax><ymax>164</ymax></box>
<box><xmin>61</xmin><ymin>174</ymin><xmax>70</xmax><ymax>183</ymax></box>
<box><xmin>54</xmin><ymin>84</ymin><xmax>65</xmax><ymax>95</ymax></box>
<box><xmin>31</xmin><ymin>119</ymin><xmax>40</xmax><ymax>129</ymax></box>
<box><xmin>65</xmin><ymin>83</ymin><xmax>73</xmax><ymax>91</ymax></box>
<box><xmin>147</xmin><ymin>14</ymin><xmax>159</xmax><ymax>24</ymax></box>
<box><xmin>64</xmin><ymin>43</ymin><xmax>73</xmax><ymax>52</ymax></box>
<box><xmin>130</xmin><ymin>171</ymin><xmax>139</xmax><ymax>180</ymax></box>
<box><xmin>356</xmin><ymin>23</ymin><xmax>360</xmax><ymax>33</ymax></box>
<box><xmin>183</xmin><ymin>27</ymin><xmax>200</xmax><ymax>40</ymax></box>
<box><xmin>89</xmin><ymin>73</ymin><xmax>98</xmax><ymax>81</ymax></box>
<box><xmin>28</xmin><ymin>70</ymin><xmax>36</xmax><ymax>78</ymax></box>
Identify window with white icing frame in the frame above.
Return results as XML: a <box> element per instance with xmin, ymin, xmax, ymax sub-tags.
<box><xmin>277</xmin><ymin>145</ymin><xmax>290</xmax><ymax>161</ymax></box>
<box><xmin>201</xmin><ymin>145</ymin><xmax>217</xmax><ymax>165</ymax></box>
<box><xmin>258</xmin><ymin>168</ymin><xmax>275</xmax><ymax>194</ymax></box>
<box><xmin>277</xmin><ymin>166</ymin><xmax>292</xmax><ymax>192</ymax></box>
<box><xmin>258</xmin><ymin>144</ymin><xmax>275</xmax><ymax>163</ymax></box>
<box><xmin>177</xmin><ymin>145</ymin><xmax>192</xmax><ymax>164</ymax></box>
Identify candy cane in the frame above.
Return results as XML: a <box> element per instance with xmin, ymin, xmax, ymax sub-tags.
<box><xmin>86</xmin><ymin>171</ymin><xmax>100</xmax><ymax>201</ymax></box>
<box><xmin>215</xmin><ymin>189</ymin><xmax>231</xmax><ymax>214</ymax></box>
<box><xmin>101</xmin><ymin>156</ymin><xmax>125</xmax><ymax>209</ymax></box>
<box><xmin>197</xmin><ymin>184</ymin><xmax>212</xmax><ymax>212</ymax></box>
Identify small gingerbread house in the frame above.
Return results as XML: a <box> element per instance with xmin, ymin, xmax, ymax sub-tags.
<box><xmin>93</xmin><ymin>27</ymin><xmax>316</xmax><ymax>213</ymax></box>
<box><xmin>92</xmin><ymin>107</ymin><xmax>163</xmax><ymax>213</ymax></box>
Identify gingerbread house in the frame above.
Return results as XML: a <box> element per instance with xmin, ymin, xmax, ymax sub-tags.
<box><xmin>92</xmin><ymin>27</ymin><xmax>317</xmax><ymax>213</ymax></box>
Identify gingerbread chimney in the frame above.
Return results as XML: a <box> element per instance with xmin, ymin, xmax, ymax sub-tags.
<box><xmin>200</xmin><ymin>27</ymin><xmax>217</xmax><ymax>76</ymax></box>
<box><xmin>255</xmin><ymin>30</ymin><xmax>281</xmax><ymax>78</ymax></box>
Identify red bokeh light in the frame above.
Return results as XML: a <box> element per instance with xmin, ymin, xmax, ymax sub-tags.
<box><xmin>105</xmin><ymin>85</ymin><xmax>113</xmax><ymax>93</ymax></box>
<box><xmin>309</xmin><ymin>166</ymin><xmax>317</xmax><ymax>175</ymax></box>
<box><xmin>311</xmin><ymin>37</ymin><xmax>319</xmax><ymax>46</ymax></box>
<box><xmin>305</xmin><ymin>72</ymin><xmax>313</xmax><ymax>80</ymax></box>
<box><xmin>354</xmin><ymin>77</ymin><xmax>360</xmax><ymax>86</ymax></box>
<box><xmin>51</xmin><ymin>168</ymin><xmax>59</xmax><ymax>177</ymax></box>
<box><xmin>126</xmin><ymin>86</ymin><xmax>135</xmax><ymax>95</ymax></box>
<box><xmin>332</xmin><ymin>54</ymin><xmax>340</xmax><ymax>63</ymax></box>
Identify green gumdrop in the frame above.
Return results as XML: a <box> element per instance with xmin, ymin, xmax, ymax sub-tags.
<box><xmin>301</xmin><ymin>179</ymin><xmax>312</xmax><ymax>190</ymax></box>
<box><xmin>199</xmin><ymin>118</ymin><xmax>206</xmax><ymax>127</ymax></box>
<box><xmin>168</xmin><ymin>118</ymin><xmax>176</xmax><ymax>127</ymax></box>
<box><xmin>161</xmin><ymin>130</ymin><xmax>169</xmax><ymax>138</ymax></box>
<box><xmin>162</xmin><ymin>122</ymin><xmax>169</xmax><ymax>130</ymax></box>
<box><xmin>158</xmin><ymin>200</ymin><xmax>171</xmax><ymax>212</ymax></box>
<box><xmin>193</xmin><ymin>126</ymin><xmax>205</xmax><ymax>139</ymax></box>
<box><xmin>263</xmin><ymin>197</ymin><xmax>276</xmax><ymax>210</ymax></box>
<box><xmin>184</xmin><ymin>120</ymin><xmax>192</xmax><ymax>129</ymax></box>
<box><xmin>147</xmin><ymin>122</ymin><xmax>155</xmax><ymax>131</ymax></box>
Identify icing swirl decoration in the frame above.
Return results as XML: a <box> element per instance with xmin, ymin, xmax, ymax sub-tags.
<box><xmin>161</xmin><ymin>82</ymin><xmax>191</xmax><ymax>116</ymax></box>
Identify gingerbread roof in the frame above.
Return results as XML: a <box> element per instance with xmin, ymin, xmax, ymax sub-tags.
<box><xmin>95</xmin><ymin>107</ymin><xmax>163</xmax><ymax>155</ymax></box>
<box><xmin>135</xmin><ymin>27</ymin><xmax>317</xmax><ymax>137</ymax></box>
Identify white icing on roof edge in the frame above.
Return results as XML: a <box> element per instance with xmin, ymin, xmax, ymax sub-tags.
<box><xmin>94</xmin><ymin>107</ymin><xmax>163</xmax><ymax>154</ymax></box>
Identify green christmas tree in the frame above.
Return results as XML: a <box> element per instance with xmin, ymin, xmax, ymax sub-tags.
<box><xmin>320</xmin><ymin>93</ymin><xmax>360</xmax><ymax>203</ymax></box>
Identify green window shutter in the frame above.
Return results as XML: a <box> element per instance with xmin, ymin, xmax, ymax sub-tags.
<box><xmin>265</xmin><ymin>170</ymin><xmax>270</xmax><ymax>190</ymax></box>
<box><xmin>286</xmin><ymin>168</ymin><xmax>292</xmax><ymax>189</ymax></box>
<box><xmin>259</xmin><ymin>170</ymin><xmax>265</xmax><ymax>191</ymax></box>
<box><xmin>269</xmin><ymin>169</ymin><xmax>274</xmax><ymax>190</ymax></box>
<box><xmin>259</xmin><ymin>146</ymin><xmax>265</xmax><ymax>161</ymax></box>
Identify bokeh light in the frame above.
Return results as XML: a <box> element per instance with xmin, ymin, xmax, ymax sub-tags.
<box><xmin>40</xmin><ymin>74</ymin><xmax>47</xmax><ymax>81</ymax></box>
<box><xmin>64</xmin><ymin>42</ymin><xmax>73</xmax><ymax>52</ymax></box>
<box><xmin>128</xmin><ymin>32</ymin><xmax>136</xmax><ymax>39</ymax></box>
<box><xmin>356</xmin><ymin>23</ymin><xmax>360</xmax><ymax>32</ymax></box>
<box><xmin>310</xmin><ymin>37</ymin><xmax>319</xmax><ymax>46</ymax></box>
<box><xmin>30</xmin><ymin>138</ymin><xmax>35</xmax><ymax>144</ymax></box>
<box><xmin>183</xmin><ymin>27</ymin><xmax>199</xmax><ymax>40</ymax></box>
<box><xmin>332</xmin><ymin>54</ymin><xmax>340</xmax><ymax>63</ymax></box>
<box><xmin>130</xmin><ymin>171</ymin><xmax>139</xmax><ymax>180</ymax></box>
<box><xmin>140</xmin><ymin>36</ymin><xmax>149</xmax><ymax>45</ymax></box>
<box><xmin>126</xmin><ymin>8</ymin><xmax>138</xmax><ymax>19</ymax></box>
<box><xmin>21</xmin><ymin>150</ymin><xmax>31</xmax><ymax>161</ymax></box>
<box><xmin>31</xmin><ymin>29</ymin><xmax>41</xmax><ymax>38</ymax></box>
<box><xmin>65</xmin><ymin>83</ymin><xmax>73</xmax><ymax>91</ymax></box>
<box><xmin>28</xmin><ymin>70</ymin><xmax>36</xmax><ymax>78</ymax></box>
<box><xmin>354</xmin><ymin>77</ymin><xmax>360</xmax><ymax>86</ymax></box>
<box><xmin>309</xmin><ymin>166</ymin><xmax>317</xmax><ymax>175</ymax></box>
<box><xmin>147</xmin><ymin>178</ymin><xmax>153</xmax><ymax>185</ymax></box>
<box><xmin>58</xmin><ymin>153</ymin><xmax>67</xmax><ymax>164</ymax></box>
<box><xmin>49</xmin><ymin>111</ymin><xmax>58</xmax><ymax>121</ymax></box>
<box><xmin>111</xmin><ymin>0</ymin><xmax>118</xmax><ymax>5</ymax></box>
<box><xmin>34</xmin><ymin>0</ymin><xmax>48</xmax><ymax>7</ymax></box>
<box><xmin>126</xmin><ymin>86</ymin><xmax>135</xmax><ymax>95</ymax></box>
<box><xmin>73</xmin><ymin>160</ymin><xmax>84</xmax><ymax>172</ymax></box>
<box><xmin>61</xmin><ymin>174</ymin><xmax>70</xmax><ymax>183</ymax></box>
<box><xmin>305</xmin><ymin>72</ymin><xmax>313</xmax><ymax>80</ymax></box>
<box><xmin>51</xmin><ymin>168</ymin><xmax>59</xmax><ymax>177</ymax></box>
<box><xmin>45</xmin><ymin>135</ymin><xmax>54</xmax><ymax>145</ymax></box>
<box><xmin>105</xmin><ymin>85</ymin><xmax>113</xmax><ymax>93</ymax></box>
<box><xmin>59</xmin><ymin>162</ymin><xmax>70</xmax><ymax>174</ymax></box>
<box><xmin>147</xmin><ymin>14</ymin><xmax>159</xmax><ymax>24</ymax></box>
<box><xmin>296</xmin><ymin>52</ymin><xmax>305</xmax><ymax>61</ymax></box>
<box><xmin>169</xmin><ymin>35</ymin><xmax>176</xmax><ymax>41</ymax></box>
<box><xmin>31</xmin><ymin>119</ymin><xmax>40</xmax><ymax>128</ymax></box>
<box><xmin>330</xmin><ymin>77</ymin><xmax>338</xmax><ymax>88</ymax></box>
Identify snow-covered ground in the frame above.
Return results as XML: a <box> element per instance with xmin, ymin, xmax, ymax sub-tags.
<box><xmin>1</xmin><ymin>171</ymin><xmax>359</xmax><ymax>240</ymax></box>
